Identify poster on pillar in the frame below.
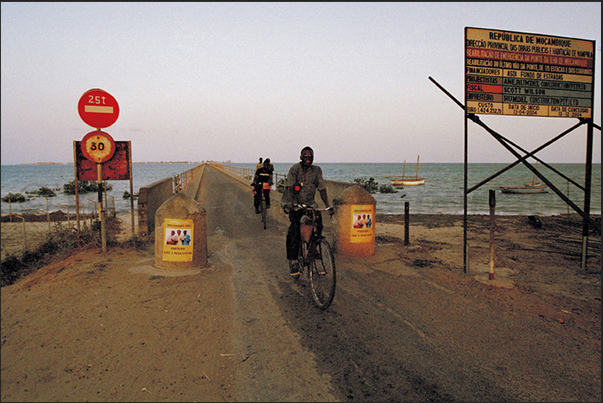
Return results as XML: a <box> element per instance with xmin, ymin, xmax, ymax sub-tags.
<box><xmin>350</xmin><ymin>205</ymin><xmax>374</xmax><ymax>243</ymax></box>
<box><xmin>163</xmin><ymin>218</ymin><xmax>193</xmax><ymax>261</ymax></box>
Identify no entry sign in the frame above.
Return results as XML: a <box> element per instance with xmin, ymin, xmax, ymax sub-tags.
<box><xmin>78</xmin><ymin>88</ymin><xmax>120</xmax><ymax>128</ymax></box>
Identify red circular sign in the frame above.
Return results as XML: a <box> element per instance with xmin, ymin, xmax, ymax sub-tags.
<box><xmin>80</xmin><ymin>130</ymin><xmax>116</xmax><ymax>163</ymax></box>
<box><xmin>78</xmin><ymin>88</ymin><xmax>120</xmax><ymax>128</ymax></box>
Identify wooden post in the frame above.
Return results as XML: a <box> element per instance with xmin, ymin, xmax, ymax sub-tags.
<box><xmin>128</xmin><ymin>141</ymin><xmax>135</xmax><ymax>234</ymax></box>
<box><xmin>489</xmin><ymin>189</ymin><xmax>496</xmax><ymax>280</ymax></box>
<box><xmin>45</xmin><ymin>197</ymin><xmax>50</xmax><ymax>232</ymax></box>
<box><xmin>404</xmin><ymin>201</ymin><xmax>410</xmax><ymax>246</ymax></box>
<box><xmin>97</xmin><ymin>163</ymin><xmax>107</xmax><ymax>252</ymax></box>
<box><xmin>73</xmin><ymin>140</ymin><xmax>81</xmax><ymax>234</ymax></box>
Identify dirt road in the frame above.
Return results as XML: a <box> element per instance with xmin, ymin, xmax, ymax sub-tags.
<box><xmin>1</xmin><ymin>165</ymin><xmax>600</xmax><ymax>401</ymax></box>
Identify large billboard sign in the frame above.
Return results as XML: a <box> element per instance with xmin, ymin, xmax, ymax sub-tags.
<box><xmin>465</xmin><ymin>27</ymin><xmax>595</xmax><ymax>118</ymax></box>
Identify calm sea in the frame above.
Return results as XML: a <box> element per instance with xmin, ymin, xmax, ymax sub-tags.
<box><xmin>1</xmin><ymin>162</ymin><xmax>601</xmax><ymax>216</ymax></box>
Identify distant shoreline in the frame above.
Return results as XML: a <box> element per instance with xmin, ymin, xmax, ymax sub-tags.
<box><xmin>4</xmin><ymin>161</ymin><xmax>600</xmax><ymax>166</ymax></box>
<box><xmin>8</xmin><ymin>161</ymin><xmax>216</xmax><ymax>166</ymax></box>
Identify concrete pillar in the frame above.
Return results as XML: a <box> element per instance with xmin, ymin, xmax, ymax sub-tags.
<box><xmin>154</xmin><ymin>192</ymin><xmax>208</xmax><ymax>270</ymax></box>
<box><xmin>332</xmin><ymin>185</ymin><xmax>376</xmax><ymax>257</ymax></box>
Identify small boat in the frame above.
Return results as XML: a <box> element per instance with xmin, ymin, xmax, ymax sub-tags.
<box><xmin>387</xmin><ymin>156</ymin><xmax>425</xmax><ymax>187</ymax></box>
<box><xmin>500</xmin><ymin>183</ymin><xmax>549</xmax><ymax>194</ymax></box>
<box><xmin>500</xmin><ymin>161</ymin><xmax>548</xmax><ymax>194</ymax></box>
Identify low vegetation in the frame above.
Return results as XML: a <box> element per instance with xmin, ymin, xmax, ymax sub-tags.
<box><xmin>276</xmin><ymin>176</ymin><xmax>398</xmax><ymax>195</ymax></box>
<box><xmin>2</xmin><ymin>193</ymin><xmax>28</xmax><ymax>203</ymax></box>
<box><xmin>353</xmin><ymin>177</ymin><xmax>398</xmax><ymax>194</ymax></box>
<box><xmin>123</xmin><ymin>190</ymin><xmax>139</xmax><ymax>200</ymax></box>
<box><xmin>62</xmin><ymin>180</ymin><xmax>113</xmax><ymax>195</ymax></box>
<box><xmin>0</xmin><ymin>215</ymin><xmax>150</xmax><ymax>287</ymax></box>
<box><xmin>2</xmin><ymin>181</ymin><xmax>115</xmax><ymax>206</ymax></box>
<box><xmin>25</xmin><ymin>186</ymin><xmax>57</xmax><ymax>197</ymax></box>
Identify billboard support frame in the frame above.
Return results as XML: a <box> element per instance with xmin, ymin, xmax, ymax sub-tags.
<box><xmin>428</xmin><ymin>76</ymin><xmax>599</xmax><ymax>273</ymax></box>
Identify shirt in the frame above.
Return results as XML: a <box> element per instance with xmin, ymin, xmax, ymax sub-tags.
<box><xmin>285</xmin><ymin>163</ymin><xmax>326</xmax><ymax>207</ymax></box>
<box><xmin>254</xmin><ymin>166</ymin><xmax>273</xmax><ymax>184</ymax></box>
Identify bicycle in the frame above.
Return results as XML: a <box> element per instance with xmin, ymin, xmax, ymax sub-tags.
<box><xmin>289</xmin><ymin>204</ymin><xmax>336</xmax><ymax>310</ymax></box>
<box><xmin>253</xmin><ymin>182</ymin><xmax>272</xmax><ymax>230</ymax></box>
<box><xmin>259</xmin><ymin>182</ymin><xmax>271</xmax><ymax>229</ymax></box>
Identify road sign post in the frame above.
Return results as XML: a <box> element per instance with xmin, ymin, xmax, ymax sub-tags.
<box><xmin>78</xmin><ymin>89</ymin><xmax>120</xmax><ymax>252</ymax></box>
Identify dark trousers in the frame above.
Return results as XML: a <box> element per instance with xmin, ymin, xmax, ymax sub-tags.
<box><xmin>286</xmin><ymin>208</ymin><xmax>323</xmax><ymax>260</ymax></box>
<box><xmin>253</xmin><ymin>186</ymin><xmax>270</xmax><ymax>209</ymax></box>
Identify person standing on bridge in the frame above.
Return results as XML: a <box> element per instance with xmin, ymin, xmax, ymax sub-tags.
<box><xmin>283</xmin><ymin>146</ymin><xmax>333</xmax><ymax>278</ymax></box>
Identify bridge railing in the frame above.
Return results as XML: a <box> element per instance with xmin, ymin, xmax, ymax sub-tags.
<box><xmin>210</xmin><ymin>163</ymin><xmax>288</xmax><ymax>193</ymax></box>
<box><xmin>209</xmin><ymin>162</ymin><xmax>354</xmax><ymax>208</ymax></box>
<box><xmin>138</xmin><ymin>163</ymin><xmax>205</xmax><ymax>237</ymax></box>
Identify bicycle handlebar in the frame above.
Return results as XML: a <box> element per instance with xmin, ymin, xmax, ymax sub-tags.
<box><xmin>292</xmin><ymin>203</ymin><xmax>334</xmax><ymax>213</ymax></box>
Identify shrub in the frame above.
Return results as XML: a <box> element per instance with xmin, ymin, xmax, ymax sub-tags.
<box><xmin>353</xmin><ymin>177</ymin><xmax>379</xmax><ymax>194</ymax></box>
<box><xmin>25</xmin><ymin>186</ymin><xmax>57</xmax><ymax>197</ymax></box>
<box><xmin>379</xmin><ymin>184</ymin><xmax>398</xmax><ymax>193</ymax></box>
<box><xmin>123</xmin><ymin>190</ymin><xmax>139</xmax><ymax>200</ymax></box>
<box><xmin>0</xmin><ymin>254</ymin><xmax>26</xmax><ymax>286</ymax></box>
<box><xmin>2</xmin><ymin>193</ymin><xmax>27</xmax><ymax>203</ymax></box>
<box><xmin>0</xmin><ymin>216</ymin><xmax>122</xmax><ymax>287</ymax></box>
<box><xmin>63</xmin><ymin>180</ymin><xmax>113</xmax><ymax>195</ymax></box>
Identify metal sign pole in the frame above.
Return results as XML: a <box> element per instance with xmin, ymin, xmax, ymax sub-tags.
<box><xmin>463</xmin><ymin>109</ymin><xmax>469</xmax><ymax>273</ymax></box>
<box><xmin>128</xmin><ymin>141</ymin><xmax>135</xmax><ymax>234</ymax></box>
<box><xmin>97</xmin><ymin>163</ymin><xmax>107</xmax><ymax>252</ymax></box>
<box><xmin>73</xmin><ymin>141</ymin><xmax>81</xmax><ymax>234</ymax></box>
<box><xmin>581</xmin><ymin>119</ymin><xmax>594</xmax><ymax>270</ymax></box>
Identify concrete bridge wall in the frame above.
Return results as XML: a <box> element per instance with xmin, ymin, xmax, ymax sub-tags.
<box><xmin>137</xmin><ymin>163</ymin><xmax>354</xmax><ymax>237</ymax></box>
<box><xmin>137</xmin><ymin>164</ymin><xmax>205</xmax><ymax>236</ymax></box>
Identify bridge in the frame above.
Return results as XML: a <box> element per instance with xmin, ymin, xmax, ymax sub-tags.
<box><xmin>136</xmin><ymin>162</ymin><xmax>353</xmax><ymax>238</ymax></box>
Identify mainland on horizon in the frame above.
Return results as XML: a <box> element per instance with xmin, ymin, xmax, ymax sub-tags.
<box><xmin>6</xmin><ymin>160</ymin><xmax>601</xmax><ymax>166</ymax></box>
<box><xmin>14</xmin><ymin>160</ymin><xmax>228</xmax><ymax>166</ymax></box>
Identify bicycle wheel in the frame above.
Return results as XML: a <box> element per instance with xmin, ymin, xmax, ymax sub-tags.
<box><xmin>260</xmin><ymin>197</ymin><xmax>267</xmax><ymax>229</ymax></box>
<box><xmin>309</xmin><ymin>238</ymin><xmax>336</xmax><ymax>309</ymax></box>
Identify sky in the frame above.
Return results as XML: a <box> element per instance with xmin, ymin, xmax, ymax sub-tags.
<box><xmin>1</xmin><ymin>2</ymin><xmax>601</xmax><ymax>164</ymax></box>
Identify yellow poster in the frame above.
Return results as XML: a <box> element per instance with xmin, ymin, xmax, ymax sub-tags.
<box><xmin>163</xmin><ymin>218</ymin><xmax>193</xmax><ymax>262</ymax></box>
<box><xmin>350</xmin><ymin>205</ymin><xmax>374</xmax><ymax>243</ymax></box>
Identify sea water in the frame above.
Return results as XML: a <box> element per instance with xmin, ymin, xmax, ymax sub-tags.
<box><xmin>1</xmin><ymin>163</ymin><xmax>198</xmax><ymax>216</ymax></box>
<box><xmin>1</xmin><ymin>162</ymin><xmax>601</xmax><ymax>216</ymax></box>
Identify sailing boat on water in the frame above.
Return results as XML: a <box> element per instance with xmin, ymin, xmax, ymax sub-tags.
<box><xmin>500</xmin><ymin>161</ymin><xmax>549</xmax><ymax>194</ymax></box>
<box><xmin>387</xmin><ymin>155</ymin><xmax>426</xmax><ymax>187</ymax></box>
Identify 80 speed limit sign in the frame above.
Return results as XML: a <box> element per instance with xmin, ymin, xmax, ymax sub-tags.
<box><xmin>81</xmin><ymin>130</ymin><xmax>116</xmax><ymax>163</ymax></box>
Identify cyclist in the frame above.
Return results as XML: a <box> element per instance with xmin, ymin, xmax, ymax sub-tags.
<box><xmin>283</xmin><ymin>146</ymin><xmax>333</xmax><ymax>277</ymax></box>
<box><xmin>252</xmin><ymin>158</ymin><xmax>274</xmax><ymax>214</ymax></box>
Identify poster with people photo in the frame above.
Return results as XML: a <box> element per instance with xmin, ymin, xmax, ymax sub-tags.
<box><xmin>163</xmin><ymin>218</ymin><xmax>193</xmax><ymax>262</ymax></box>
<box><xmin>350</xmin><ymin>205</ymin><xmax>374</xmax><ymax>243</ymax></box>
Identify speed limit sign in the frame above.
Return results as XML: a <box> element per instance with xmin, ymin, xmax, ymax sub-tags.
<box><xmin>80</xmin><ymin>130</ymin><xmax>116</xmax><ymax>163</ymax></box>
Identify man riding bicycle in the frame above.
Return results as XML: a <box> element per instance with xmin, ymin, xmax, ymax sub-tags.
<box><xmin>252</xmin><ymin>158</ymin><xmax>274</xmax><ymax>214</ymax></box>
<box><xmin>283</xmin><ymin>146</ymin><xmax>333</xmax><ymax>278</ymax></box>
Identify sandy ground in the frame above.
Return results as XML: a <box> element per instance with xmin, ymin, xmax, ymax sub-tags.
<box><xmin>1</xmin><ymin>211</ymin><xmax>600</xmax><ymax>401</ymax></box>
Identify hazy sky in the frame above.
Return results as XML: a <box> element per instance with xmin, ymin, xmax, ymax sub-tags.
<box><xmin>1</xmin><ymin>2</ymin><xmax>600</xmax><ymax>164</ymax></box>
